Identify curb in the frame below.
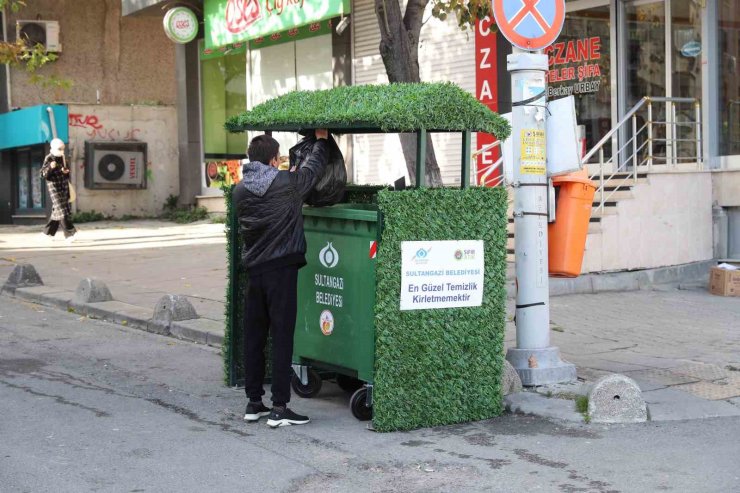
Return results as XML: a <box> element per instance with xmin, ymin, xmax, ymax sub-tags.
<box><xmin>3</xmin><ymin>286</ymin><xmax>224</xmax><ymax>350</ymax></box>
<box><xmin>506</xmin><ymin>259</ymin><xmax>715</xmax><ymax>298</ymax></box>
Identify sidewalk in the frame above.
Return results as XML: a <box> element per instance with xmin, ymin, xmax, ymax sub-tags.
<box><xmin>2</xmin><ymin>220</ymin><xmax>739</xmax><ymax>421</ymax></box>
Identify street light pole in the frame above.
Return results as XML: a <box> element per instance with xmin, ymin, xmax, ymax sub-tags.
<box><xmin>505</xmin><ymin>47</ymin><xmax>576</xmax><ymax>386</ymax></box>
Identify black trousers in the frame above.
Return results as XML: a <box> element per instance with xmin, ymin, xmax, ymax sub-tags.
<box><xmin>243</xmin><ymin>265</ymin><xmax>298</xmax><ymax>407</ymax></box>
<box><xmin>44</xmin><ymin>217</ymin><xmax>76</xmax><ymax>237</ymax></box>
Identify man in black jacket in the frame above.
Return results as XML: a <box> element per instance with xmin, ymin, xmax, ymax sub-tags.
<box><xmin>233</xmin><ymin>130</ymin><xmax>328</xmax><ymax>428</ymax></box>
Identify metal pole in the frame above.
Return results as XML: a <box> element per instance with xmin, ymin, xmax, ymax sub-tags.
<box><xmin>599</xmin><ymin>148</ymin><xmax>605</xmax><ymax>213</ymax></box>
<box><xmin>416</xmin><ymin>129</ymin><xmax>427</xmax><ymax>188</ymax></box>
<box><xmin>504</xmin><ymin>48</ymin><xmax>575</xmax><ymax>386</ymax></box>
<box><xmin>695</xmin><ymin>102</ymin><xmax>702</xmax><ymax>168</ymax></box>
<box><xmin>647</xmin><ymin>99</ymin><xmax>654</xmax><ymax>171</ymax></box>
<box><xmin>632</xmin><ymin>115</ymin><xmax>638</xmax><ymax>184</ymax></box>
<box><xmin>461</xmin><ymin>131</ymin><xmax>471</xmax><ymax>189</ymax></box>
<box><xmin>670</xmin><ymin>101</ymin><xmax>677</xmax><ymax>167</ymax></box>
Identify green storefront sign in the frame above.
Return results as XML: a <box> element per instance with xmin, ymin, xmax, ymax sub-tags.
<box><xmin>204</xmin><ymin>0</ymin><xmax>350</xmax><ymax>49</ymax></box>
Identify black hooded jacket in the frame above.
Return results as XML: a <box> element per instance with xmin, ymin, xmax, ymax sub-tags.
<box><xmin>233</xmin><ymin>139</ymin><xmax>328</xmax><ymax>275</ymax></box>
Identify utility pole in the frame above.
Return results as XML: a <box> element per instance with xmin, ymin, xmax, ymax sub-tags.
<box><xmin>504</xmin><ymin>48</ymin><xmax>576</xmax><ymax>386</ymax></box>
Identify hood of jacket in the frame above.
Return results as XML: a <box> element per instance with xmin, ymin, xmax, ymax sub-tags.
<box><xmin>242</xmin><ymin>161</ymin><xmax>279</xmax><ymax>197</ymax></box>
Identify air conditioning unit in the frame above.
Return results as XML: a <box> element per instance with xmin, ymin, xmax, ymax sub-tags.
<box><xmin>16</xmin><ymin>20</ymin><xmax>62</xmax><ymax>52</ymax></box>
<box><xmin>85</xmin><ymin>142</ymin><xmax>148</xmax><ymax>190</ymax></box>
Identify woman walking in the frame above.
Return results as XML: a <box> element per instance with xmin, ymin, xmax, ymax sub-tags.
<box><xmin>41</xmin><ymin>138</ymin><xmax>76</xmax><ymax>240</ymax></box>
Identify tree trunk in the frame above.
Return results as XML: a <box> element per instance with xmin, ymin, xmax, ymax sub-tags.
<box><xmin>374</xmin><ymin>0</ymin><xmax>443</xmax><ymax>187</ymax></box>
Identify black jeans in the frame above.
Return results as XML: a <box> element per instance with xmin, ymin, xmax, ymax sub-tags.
<box><xmin>44</xmin><ymin>217</ymin><xmax>76</xmax><ymax>237</ymax></box>
<box><xmin>243</xmin><ymin>265</ymin><xmax>298</xmax><ymax>407</ymax></box>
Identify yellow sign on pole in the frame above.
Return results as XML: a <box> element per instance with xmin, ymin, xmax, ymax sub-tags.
<box><xmin>520</xmin><ymin>129</ymin><xmax>546</xmax><ymax>175</ymax></box>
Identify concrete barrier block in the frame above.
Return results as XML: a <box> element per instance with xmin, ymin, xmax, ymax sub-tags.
<box><xmin>73</xmin><ymin>278</ymin><xmax>113</xmax><ymax>304</ymax></box>
<box><xmin>501</xmin><ymin>359</ymin><xmax>523</xmax><ymax>396</ymax></box>
<box><xmin>150</xmin><ymin>295</ymin><xmax>198</xmax><ymax>335</ymax></box>
<box><xmin>2</xmin><ymin>264</ymin><xmax>43</xmax><ymax>293</ymax></box>
<box><xmin>588</xmin><ymin>374</ymin><xmax>647</xmax><ymax>423</ymax></box>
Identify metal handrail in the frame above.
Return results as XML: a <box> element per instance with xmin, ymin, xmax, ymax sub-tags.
<box><xmin>583</xmin><ymin>96</ymin><xmax>697</xmax><ymax>163</ymax></box>
<box><xmin>585</xmin><ymin>96</ymin><xmax>703</xmax><ymax>213</ymax></box>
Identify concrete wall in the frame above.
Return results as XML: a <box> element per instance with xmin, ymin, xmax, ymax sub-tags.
<box><xmin>582</xmin><ymin>172</ymin><xmax>714</xmax><ymax>273</ymax></box>
<box><xmin>67</xmin><ymin>104</ymin><xmax>179</xmax><ymax>217</ymax></box>
<box><xmin>712</xmin><ymin>170</ymin><xmax>740</xmax><ymax>208</ymax></box>
<box><xmin>8</xmin><ymin>0</ymin><xmax>176</xmax><ymax>107</ymax></box>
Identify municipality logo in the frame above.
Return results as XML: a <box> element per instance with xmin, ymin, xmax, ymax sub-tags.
<box><xmin>319</xmin><ymin>242</ymin><xmax>339</xmax><ymax>268</ymax></box>
<box><xmin>411</xmin><ymin>247</ymin><xmax>431</xmax><ymax>264</ymax></box>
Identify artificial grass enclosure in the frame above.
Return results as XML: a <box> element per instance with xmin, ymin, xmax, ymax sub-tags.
<box><xmin>225</xmin><ymin>83</ymin><xmax>510</xmax><ymax>138</ymax></box>
<box><xmin>223</xmin><ymin>184</ymin><xmax>246</xmax><ymax>385</ymax></box>
<box><xmin>372</xmin><ymin>187</ymin><xmax>509</xmax><ymax>432</ymax></box>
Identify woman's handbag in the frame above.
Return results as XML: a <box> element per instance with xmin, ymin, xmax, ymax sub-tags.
<box><xmin>68</xmin><ymin>182</ymin><xmax>77</xmax><ymax>203</ymax></box>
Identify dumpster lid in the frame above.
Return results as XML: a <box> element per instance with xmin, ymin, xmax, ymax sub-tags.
<box><xmin>303</xmin><ymin>204</ymin><xmax>379</xmax><ymax>222</ymax></box>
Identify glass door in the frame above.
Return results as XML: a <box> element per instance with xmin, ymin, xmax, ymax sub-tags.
<box><xmin>14</xmin><ymin>147</ymin><xmax>45</xmax><ymax>215</ymax></box>
<box><xmin>619</xmin><ymin>0</ymin><xmax>667</xmax><ymax>165</ymax></box>
<box><xmin>618</xmin><ymin>0</ymin><xmax>704</xmax><ymax>167</ymax></box>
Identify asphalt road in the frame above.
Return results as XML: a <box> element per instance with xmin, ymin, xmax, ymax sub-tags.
<box><xmin>1</xmin><ymin>296</ymin><xmax>738</xmax><ymax>493</ymax></box>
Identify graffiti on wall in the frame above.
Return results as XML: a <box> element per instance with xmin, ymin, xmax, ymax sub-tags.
<box><xmin>69</xmin><ymin>113</ymin><xmax>142</xmax><ymax>141</ymax></box>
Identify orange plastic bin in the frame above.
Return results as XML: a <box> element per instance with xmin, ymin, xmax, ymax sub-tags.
<box><xmin>548</xmin><ymin>170</ymin><xmax>596</xmax><ymax>278</ymax></box>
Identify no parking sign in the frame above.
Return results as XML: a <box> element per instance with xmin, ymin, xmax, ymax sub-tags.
<box><xmin>492</xmin><ymin>0</ymin><xmax>565</xmax><ymax>51</ymax></box>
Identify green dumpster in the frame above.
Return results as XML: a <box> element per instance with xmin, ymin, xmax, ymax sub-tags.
<box><xmin>223</xmin><ymin>82</ymin><xmax>512</xmax><ymax>431</ymax></box>
<box><xmin>290</xmin><ymin>203</ymin><xmax>379</xmax><ymax>420</ymax></box>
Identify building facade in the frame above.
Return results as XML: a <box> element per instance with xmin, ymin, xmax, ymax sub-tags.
<box><xmin>9</xmin><ymin>0</ymin><xmax>736</xmax><ymax>273</ymax></box>
<box><xmin>0</xmin><ymin>0</ymin><xmax>178</xmax><ymax>224</ymax></box>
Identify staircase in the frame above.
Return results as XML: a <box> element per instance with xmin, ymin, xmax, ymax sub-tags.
<box><xmin>500</xmin><ymin>96</ymin><xmax>706</xmax><ymax>273</ymax></box>
<box><xmin>506</xmin><ymin>172</ymin><xmax>648</xmax><ymax>261</ymax></box>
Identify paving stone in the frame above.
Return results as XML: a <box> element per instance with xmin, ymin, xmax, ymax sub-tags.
<box><xmin>575</xmin><ymin>367</ymin><xmax>612</xmax><ymax>383</ymax></box>
<box><xmin>626</xmin><ymin>368</ymin><xmax>701</xmax><ymax>387</ymax></box>
<box><xmin>588</xmin><ymin>374</ymin><xmax>647</xmax><ymax>423</ymax></box>
<box><xmin>642</xmin><ymin>388</ymin><xmax>740</xmax><ymax>421</ymax></box>
<box><xmin>672</xmin><ymin>377</ymin><xmax>740</xmax><ymax>401</ymax></box>
<box><xmin>670</xmin><ymin>362</ymin><xmax>730</xmax><ymax>382</ymax></box>
<box><xmin>567</xmin><ymin>356</ymin><xmax>652</xmax><ymax>374</ymax></box>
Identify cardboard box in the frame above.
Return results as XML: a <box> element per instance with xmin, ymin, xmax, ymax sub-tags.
<box><xmin>709</xmin><ymin>266</ymin><xmax>740</xmax><ymax>297</ymax></box>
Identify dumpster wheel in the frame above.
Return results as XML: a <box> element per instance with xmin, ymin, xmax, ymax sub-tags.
<box><xmin>350</xmin><ymin>387</ymin><xmax>373</xmax><ymax>421</ymax></box>
<box><xmin>291</xmin><ymin>368</ymin><xmax>322</xmax><ymax>398</ymax></box>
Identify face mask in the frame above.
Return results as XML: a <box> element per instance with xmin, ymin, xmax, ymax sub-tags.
<box><xmin>51</xmin><ymin>148</ymin><xmax>65</xmax><ymax>157</ymax></box>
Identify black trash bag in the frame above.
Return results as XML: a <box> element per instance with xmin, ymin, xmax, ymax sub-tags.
<box><xmin>289</xmin><ymin>133</ymin><xmax>347</xmax><ymax>207</ymax></box>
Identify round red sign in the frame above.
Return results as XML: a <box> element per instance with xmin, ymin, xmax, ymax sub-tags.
<box><xmin>492</xmin><ymin>0</ymin><xmax>565</xmax><ymax>51</ymax></box>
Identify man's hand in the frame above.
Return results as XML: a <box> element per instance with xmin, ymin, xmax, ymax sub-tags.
<box><xmin>50</xmin><ymin>162</ymin><xmax>57</xmax><ymax>169</ymax></box>
<box><xmin>315</xmin><ymin>129</ymin><xmax>328</xmax><ymax>140</ymax></box>
<box><xmin>62</xmin><ymin>168</ymin><xmax>70</xmax><ymax>175</ymax></box>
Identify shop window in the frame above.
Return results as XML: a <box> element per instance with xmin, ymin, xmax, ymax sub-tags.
<box><xmin>718</xmin><ymin>1</ymin><xmax>740</xmax><ymax>156</ymax></box>
<box><xmin>201</xmin><ymin>51</ymin><xmax>247</xmax><ymax>158</ymax></box>
<box><xmin>546</xmin><ymin>5</ymin><xmax>611</xmax><ymax>156</ymax></box>
<box><xmin>247</xmin><ymin>34</ymin><xmax>332</xmax><ymax>159</ymax></box>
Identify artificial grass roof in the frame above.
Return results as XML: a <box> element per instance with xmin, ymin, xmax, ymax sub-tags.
<box><xmin>225</xmin><ymin>82</ymin><xmax>510</xmax><ymax>138</ymax></box>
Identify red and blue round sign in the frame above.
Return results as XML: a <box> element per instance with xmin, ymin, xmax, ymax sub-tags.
<box><xmin>492</xmin><ymin>0</ymin><xmax>565</xmax><ymax>51</ymax></box>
